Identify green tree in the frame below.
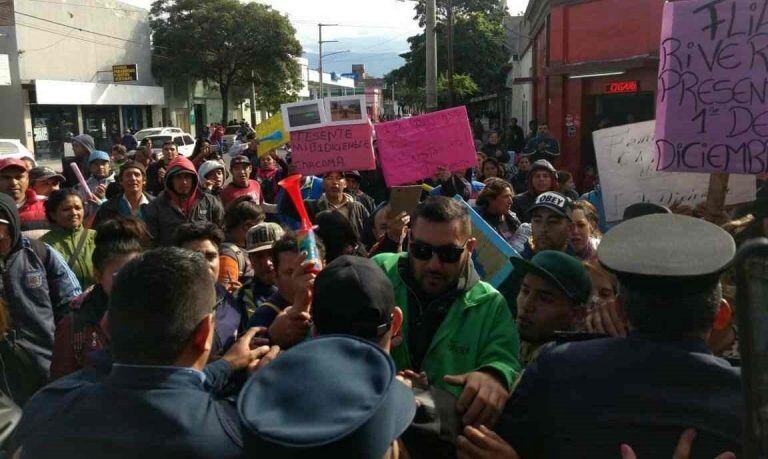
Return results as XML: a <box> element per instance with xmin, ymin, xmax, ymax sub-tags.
<box><xmin>388</xmin><ymin>11</ymin><xmax>508</xmax><ymax>108</ymax></box>
<box><xmin>150</xmin><ymin>0</ymin><xmax>302</xmax><ymax>123</ymax></box>
<box><xmin>412</xmin><ymin>0</ymin><xmax>506</xmax><ymax>26</ymax></box>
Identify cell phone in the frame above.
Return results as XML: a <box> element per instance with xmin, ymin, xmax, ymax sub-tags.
<box><xmin>389</xmin><ymin>185</ymin><xmax>423</xmax><ymax>216</ymax></box>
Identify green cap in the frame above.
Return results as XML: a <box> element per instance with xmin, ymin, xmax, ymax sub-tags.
<box><xmin>511</xmin><ymin>251</ymin><xmax>592</xmax><ymax>305</ymax></box>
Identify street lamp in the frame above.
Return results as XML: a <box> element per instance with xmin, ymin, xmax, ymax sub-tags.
<box><xmin>318</xmin><ymin>23</ymin><xmax>339</xmax><ymax>99</ymax></box>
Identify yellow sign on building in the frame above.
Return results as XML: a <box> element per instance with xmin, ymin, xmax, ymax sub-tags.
<box><xmin>112</xmin><ymin>64</ymin><xmax>138</xmax><ymax>83</ymax></box>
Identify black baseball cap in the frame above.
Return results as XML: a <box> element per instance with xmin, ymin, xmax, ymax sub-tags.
<box><xmin>344</xmin><ymin>170</ymin><xmax>362</xmax><ymax>180</ymax></box>
<box><xmin>622</xmin><ymin>202</ymin><xmax>671</xmax><ymax>221</ymax></box>
<box><xmin>312</xmin><ymin>255</ymin><xmax>395</xmax><ymax>341</ymax></box>
<box><xmin>529</xmin><ymin>191</ymin><xmax>573</xmax><ymax>220</ymax></box>
<box><xmin>230</xmin><ymin>155</ymin><xmax>251</xmax><ymax>168</ymax></box>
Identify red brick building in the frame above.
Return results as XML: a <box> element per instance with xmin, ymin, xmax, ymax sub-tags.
<box><xmin>525</xmin><ymin>0</ymin><xmax>664</xmax><ymax>178</ymax></box>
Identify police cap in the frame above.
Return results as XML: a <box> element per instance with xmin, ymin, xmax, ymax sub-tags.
<box><xmin>598</xmin><ymin>214</ymin><xmax>735</xmax><ymax>294</ymax></box>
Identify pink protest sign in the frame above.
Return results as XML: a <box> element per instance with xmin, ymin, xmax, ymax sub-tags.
<box><xmin>376</xmin><ymin>106</ymin><xmax>476</xmax><ymax>187</ymax></box>
<box><xmin>290</xmin><ymin>123</ymin><xmax>376</xmax><ymax>176</ymax></box>
<box><xmin>655</xmin><ymin>0</ymin><xmax>768</xmax><ymax>175</ymax></box>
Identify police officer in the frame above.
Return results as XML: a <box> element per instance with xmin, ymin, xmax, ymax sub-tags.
<box><xmin>11</xmin><ymin>248</ymin><xmax>276</xmax><ymax>458</ymax></box>
<box><xmin>495</xmin><ymin>214</ymin><xmax>742</xmax><ymax>458</ymax></box>
<box><xmin>238</xmin><ymin>335</ymin><xmax>416</xmax><ymax>458</ymax></box>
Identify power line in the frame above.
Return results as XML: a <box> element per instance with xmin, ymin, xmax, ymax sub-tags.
<box><xmin>291</xmin><ymin>19</ymin><xmax>407</xmax><ymax>30</ymax></box>
<box><xmin>322</xmin><ymin>33</ymin><xmax>411</xmax><ymax>62</ymax></box>
<box><xmin>13</xmin><ymin>10</ymin><xmax>148</xmax><ymax>45</ymax></box>
<box><xmin>18</xmin><ymin>27</ymin><xmax>73</xmax><ymax>53</ymax></box>
<box><xmin>15</xmin><ymin>21</ymin><xmax>133</xmax><ymax>50</ymax></box>
<box><xmin>25</xmin><ymin>0</ymin><xmax>146</xmax><ymax>14</ymax></box>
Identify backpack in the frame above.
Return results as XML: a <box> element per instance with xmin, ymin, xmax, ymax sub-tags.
<box><xmin>220</xmin><ymin>242</ymin><xmax>246</xmax><ymax>278</ymax></box>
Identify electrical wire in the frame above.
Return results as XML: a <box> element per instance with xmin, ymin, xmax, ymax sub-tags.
<box><xmin>25</xmin><ymin>0</ymin><xmax>146</xmax><ymax>14</ymax></box>
<box><xmin>322</xmin><ymin>33</ymin><xmax>412</xmax><ymax>63</ymax></box>
<box><xmin>14</xmin><ymin>10</ymin><xmax>148</xmax><ymax>44</ymax></box>
<box><xmin>15</xmin><ymin>21</ymin><xmax>135</xmax><ymax>50</ymax></box>
<box><xmin>18</xmin><ymin>27</ymin><xmax>73</xmax><ymax>53</ymax></box>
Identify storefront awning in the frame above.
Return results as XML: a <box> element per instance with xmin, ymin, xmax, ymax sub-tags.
<box><xmin>34</xmin><ymin>79</ymin><xmax>165</xmax><ymax>106</ymax></box>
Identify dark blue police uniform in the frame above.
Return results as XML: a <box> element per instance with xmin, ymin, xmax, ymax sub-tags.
<box><xmin>499</xmin><ymin>333</ymin><xmax>742</xmax><ymax>458</ymax></box>
<box><xmin>12</xmin><ymin>364</ymin><xmax>243</xmax><ymax>458</ymax></box>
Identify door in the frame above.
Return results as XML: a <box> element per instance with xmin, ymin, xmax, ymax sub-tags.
<box><xmin>175</xmin><ymin>109</ymin><xmax>191</xmax><ymax>134</ymax></box>
<box><xmin>194</xmin><ymin>104</ymin><xmax>205</xmax><ymax>136</ymax></box>
<box><xmin>82</xmin><ymin>105</ymin><xmax>120</xmax><ymax>151</ymax></box>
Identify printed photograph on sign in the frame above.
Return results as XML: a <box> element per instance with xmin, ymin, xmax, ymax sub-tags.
<box><xmin>280</xmin><ymin>100</ymin><xmax>327</xmax><ymax>132</ymax></box>
<box><xmin>324</xmin><ymin>95</ymin><xmax>367</xmax><ymax>126</ymax></box>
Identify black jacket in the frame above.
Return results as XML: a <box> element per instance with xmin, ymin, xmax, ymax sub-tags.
<box><xmin>12</xmin><ymin>364</ymin><xmax>243</xmax><ymax>458</ymax></box>
<box><xmin>499</xmin><ymin>334</ymin><xmax>742</xmax><ymax>458</ymax></box>
<box><xmin>305</xmin><ymin>195</ymin><xmax>370</xmax><ymax>244</ymax></box>
<box><xmin>142</xmin><ymin>191</ymin><xmax>224</xmax><ymax>246</ymax></box>
<box><xmin>475</xmin><ymin>205</ymin><xmax>521</xmax><ymax>244</ymax></box>
<box><xmin>61</xmin><ymin>155</ymin><xmax>89</xmax><ymax>189</ymax></box>
<box><xmin>512</xmin><ymin>191</ymin><xmax>538</xmax><ymax>223</ymax></box>
<box><xmin>145</xmin><ymin>159</ymin><xmax>170</xmax><ymax>196</ymax></box>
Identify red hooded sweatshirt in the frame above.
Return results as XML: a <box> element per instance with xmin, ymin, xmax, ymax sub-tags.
<box><xmin>163</xmin><ymin>156</ymin><xmax>201</xmax><ymax>217</ymax></box>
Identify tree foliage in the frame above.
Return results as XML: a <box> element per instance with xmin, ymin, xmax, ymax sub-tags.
<box><xmin>149</xmin><ymin>0</ymin><xmax>303</xmax><ymax>121</ymax></box>
<box><xmin>387</xmin><ymin>9</ymin><xmax>508</xmax><ymax>109</ymax></box>
<box><xmin>412</xmin><ymin>0</ymin><xmax>507</xmax><ymax>27</ymax></box>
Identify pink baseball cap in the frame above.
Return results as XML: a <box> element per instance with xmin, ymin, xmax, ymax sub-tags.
<box><xmin>0</xmin><ymin>158</ymin><xmax>29</xmax><ymax>172</ymax></box>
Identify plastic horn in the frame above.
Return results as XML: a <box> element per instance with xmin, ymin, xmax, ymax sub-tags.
<box><xmin>278</xmin><ymin>174</ymin><xmax>312</xmax><ymax>230</ymax></box>
<box><xmin>70</xmin><ymin>162</ymin><xmax>92</xmax><ymax>196</ymax></box>
<box><xmin>278</xmin><ymin>174</ymin><xmax>321</xmax><ymax>269</ymax></box>
<box><xmin>257</xmin><ymin>130</ymin><xmax>283</xmax><ymax>143</ymax></box>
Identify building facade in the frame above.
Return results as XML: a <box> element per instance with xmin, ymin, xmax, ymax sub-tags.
<box><xmin>525</xmin><ymin>0</ymin><xmax>663</xmax><ymax>177</ymax></box>
<box><xmin>5</xmin><ymin>0</ymin><xmax>165</xmax><ymax>159</ymax></box>
<box><xmin>297</xmin><ymin>57</ymin><xmax>356</xmax><ymax>100</ymax></box>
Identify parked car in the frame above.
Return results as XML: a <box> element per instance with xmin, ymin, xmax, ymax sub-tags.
<box><xmin>221</xmin><ymin>125</ymin><xmax>243</xmax><ymax>150</ymax></box>
<box><xmin>144</xmin><ymin>133</ymin><xmax>196</xmax><ymax>158</ymax></box>
<box><xmin>134</xmin><ymin>127</ymin><xmax>184</xmax><ymax>142</ymax></box>
<box><xmin>0</xmin><ymin>139</ymin><xmax>35</xmax><ymax>162</ymax></box>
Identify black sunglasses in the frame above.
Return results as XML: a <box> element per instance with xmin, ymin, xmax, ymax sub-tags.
<box><xmin>409</xmin><ymin>240</ymin><xmax>468</xmax><ymax>264</ymax></box>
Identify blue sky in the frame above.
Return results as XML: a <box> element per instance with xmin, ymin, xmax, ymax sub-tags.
<box><xmin>122</xmin><ymin>0</ymin><xmax>530</xmax><ymax>75</ymax></box>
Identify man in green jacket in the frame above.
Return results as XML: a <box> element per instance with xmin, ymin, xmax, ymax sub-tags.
<box><xmin>372</xmin><ymin>196</ymin><xmax>521</xmax><ymax>428</ymax></box>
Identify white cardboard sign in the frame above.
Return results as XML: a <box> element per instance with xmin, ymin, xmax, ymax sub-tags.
<box><xmin>593</xmin><ymin>120</ymin><xmax>756</xmax><ymax>223</ymax></box>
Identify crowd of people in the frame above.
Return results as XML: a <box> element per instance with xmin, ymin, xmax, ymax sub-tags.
<box><xmin>0</xmin><ymin>114</ymin><xmax>765</xmax><ymax>458</ymax></box>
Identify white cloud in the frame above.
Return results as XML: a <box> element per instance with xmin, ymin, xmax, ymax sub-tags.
<box><xmin>507</xmin><ymin>0</ymin><xmax>530</xmax><ymax>15</ymax></box>
<box><xmin>120</xmin><ymin>0</ymin><xmax>422</xmax><ymax>54</ymax></box>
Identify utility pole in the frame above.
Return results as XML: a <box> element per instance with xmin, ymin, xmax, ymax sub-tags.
<box><xmin>447</xmin><ymin>0</ymin><xmax>455</xmax><ymax>107</ymax></box>
<box><xmin>425</xmin><ymin>0</ymin><xmax>438</xmax><ymax>111</ymax></box>
<box><xmin>318</xmin><ymin>23</ymin><xmax>339</xmax><ymax>99</ymax></box>
<box><xmin>250</xmin><ymin>69</ymin><xmax>257</xmax><ymax>127</ymax></box>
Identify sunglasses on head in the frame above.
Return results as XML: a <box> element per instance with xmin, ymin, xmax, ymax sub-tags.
<box><xmin>409</xmin><ymin>240</ymin><xmax>468</xmax><ymax>264</ymax></box>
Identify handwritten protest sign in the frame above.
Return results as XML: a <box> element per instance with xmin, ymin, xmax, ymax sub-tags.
<box><xmin>595</xmin><ymin>121</ymin><xmax>756</xmax><ymax>222</ymax></box>
<box><xmin>290</xmin><ymin>123</ymin><xmax>375</xmax><ymax>176</ymax></box>
<box><xmin>655</xmin><ymin>0</ymin><xmax>768</xmax><ymax>174</ymax></box>
<box><xmin>376</xmin><ymin>106</ymin><xmax>476</xmax><ymax>187</ymax></box>
<box><xmin>255</xmin><ymin>114</ymin><xmax>290</xmax><ymax>157</ymax></box>
<box><xmin>453</xmin><ymin>196</ymin><xmax>517</xmax><ymax>287</ymax></box>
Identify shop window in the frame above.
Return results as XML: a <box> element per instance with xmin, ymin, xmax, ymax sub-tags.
<box><xmin>82</xmin><ymin>106</ymin><xmax>120</xmax><ymax>151</ymax></box>
<box><xmin>30</xmin><ymin>105</ymin><xmax>79</xmax><ymax>160</ymax></box>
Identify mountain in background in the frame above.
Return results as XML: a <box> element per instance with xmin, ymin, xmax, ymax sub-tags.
<box><xmin>303</xmin><ymin>51</ymin><xmax>404</xmax><ymax>78</ymax></box>
<box><xmin>299</xmin><ymin>34</ymin><xmax>410</xmax><ymax>77</ymax></box>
